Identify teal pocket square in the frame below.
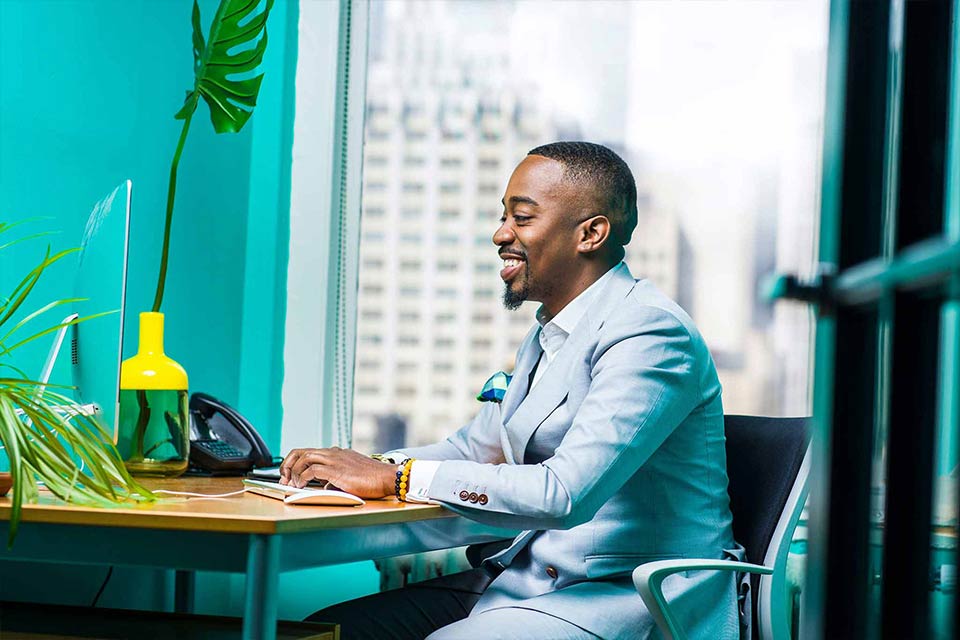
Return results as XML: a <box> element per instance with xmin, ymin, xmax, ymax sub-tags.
<box><xmin>477</xmin><ymin>371</ymin><xmax>512</xmax><ymax>403</ymax></box>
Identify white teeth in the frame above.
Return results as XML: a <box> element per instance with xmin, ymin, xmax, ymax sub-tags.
<box><xmin>503</xmin><ymin>259</ymin><xmax>521</xmax><ymax>268</ymax></box>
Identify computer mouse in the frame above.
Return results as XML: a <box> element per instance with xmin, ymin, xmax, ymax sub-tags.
<box><xmin>285</xmin><ymin>490</ymin><xmax>365</xmax><ymax>506</ymax></box>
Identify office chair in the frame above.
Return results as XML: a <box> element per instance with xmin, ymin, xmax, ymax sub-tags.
<box><xmin>634</xmin><ymin>415</ymin><xmax>811</xmax><ymax>640</ymax></box>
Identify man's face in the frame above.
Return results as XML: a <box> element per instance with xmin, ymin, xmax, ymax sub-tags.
<box><xmin>494</xmin><ymin>155</ymin><xmax>586</xmax><ymax>313</ymax></box>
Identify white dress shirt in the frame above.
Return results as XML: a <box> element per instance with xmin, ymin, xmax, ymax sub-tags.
<box><xmin>398</xmin><ymin>262</ymin><xmax>628</xmax><ymax>503</ymax></box>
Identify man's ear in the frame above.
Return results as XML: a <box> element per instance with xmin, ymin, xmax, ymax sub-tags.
<box><xmin>576</xmin><ymin>215</ymin><xmax>612</xmax><ymax>255</ymax></box>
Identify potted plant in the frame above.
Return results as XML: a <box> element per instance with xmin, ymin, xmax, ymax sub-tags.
<box><xmin>120</xmin><ymin>0</ymin><xmax>275</xmax><ymax>476</ymax></box>
<box><xmin>0</xmin><ymin>220</ymin><xmax>154</xmax><ymax>546</ymax></box>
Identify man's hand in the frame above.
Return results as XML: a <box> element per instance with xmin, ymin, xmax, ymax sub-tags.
<box><xmin>278</xmin><ymin>447</ymin><xmax>397</xmax><ymax>498</ymax></box>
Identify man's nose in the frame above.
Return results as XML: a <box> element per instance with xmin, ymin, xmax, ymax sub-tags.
<box><xmin>493</xmin><ymin>221</ymin><xmax>514</xmax><ymax>246</ymax></box>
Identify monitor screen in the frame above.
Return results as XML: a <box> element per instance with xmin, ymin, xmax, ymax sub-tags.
<box><xmin>71</xmin><ymin>180</ymin><xmax>131</xmax><ymax>442</ymax></box>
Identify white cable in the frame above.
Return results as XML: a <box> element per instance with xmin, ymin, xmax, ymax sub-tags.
<box><xmin>153</xmin><ymin>488</ymin><xmax>249</xmax><ymax>499</ymax></box>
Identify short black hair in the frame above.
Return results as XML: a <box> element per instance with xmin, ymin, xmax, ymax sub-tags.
<box><xmin>527</xmin><ymin>141</ymin><xmax>637</xmax><ymax>249</ymax></box>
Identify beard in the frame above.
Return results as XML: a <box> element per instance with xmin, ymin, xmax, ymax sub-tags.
<box><xmin>502</xmin><ymin>271</ymin><xmax>529</xmax><ymax>310</ymax></box>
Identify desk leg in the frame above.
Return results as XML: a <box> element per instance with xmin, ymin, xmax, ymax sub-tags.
<box><xmin>242</xmin><ymin>534</ymin><xmax>280</xmax><ymax>640</ymax></box>
<box><xmin>174</xmin><ymin>570</ymin><xmax>195</xmax><ymax>613</ymax></box>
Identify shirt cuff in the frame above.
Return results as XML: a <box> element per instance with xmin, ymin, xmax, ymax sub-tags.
<box><xmin>404</xmin><ymin>460</ymin><xmax>441</xmax><ymax>504</ymax></box>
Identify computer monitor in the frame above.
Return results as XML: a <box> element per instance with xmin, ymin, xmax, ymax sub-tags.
<box><xmin>70</xmin><ymin>180</ymin><xmax>131</xmax><ymax>442</ymax></box>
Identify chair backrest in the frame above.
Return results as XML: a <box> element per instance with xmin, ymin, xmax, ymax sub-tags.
<box><xmin>724</xmin><ymin>415</ymin><xmax>810</xmax><ymax>639</ymax></box>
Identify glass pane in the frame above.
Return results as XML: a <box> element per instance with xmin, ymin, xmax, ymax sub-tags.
<box><xmin>930</xmin><ymin>297</ymin><xmax>958</xmax><ymax>639</ymax></box>
<box><xmin>353</xmin><ymin>1</ymin><xmax>828</xmax><ymax>457</ymax></box>
<box><xmin>895</xmin><ymin>0</ymin><xmax>952</xmax><ymax>250</ymax></box>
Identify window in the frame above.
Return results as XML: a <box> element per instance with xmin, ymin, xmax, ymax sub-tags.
<box><xmin>400</xmin><ymin>259</ymin><xmax>422</xmax><ymax>271</ymax></box>
<box><xmin>437</xmin><ymin>260</ymin><xmax>458</xmax><ymax>272</ymax></box>
<box><xmin>351</xmin><ymin>1</ymin><xmax>826</xmax><ymax>463</ymax></box>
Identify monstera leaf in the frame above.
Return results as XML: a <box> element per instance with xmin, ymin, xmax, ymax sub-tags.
<box><xmin>175</xmin><ymin>0</ymin><xmax>274</xmax><ymax>133</ymax></box>
<box><xmin>151</xmin><ymin>0</ymin><xmax>273</xmax><ymax>312</ymax></box>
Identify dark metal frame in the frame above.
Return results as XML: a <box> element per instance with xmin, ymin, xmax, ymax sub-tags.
<box><xmin>777</xmin><ymin>0</ymin><xmax>960</xmax><ymax>637</ymax></box>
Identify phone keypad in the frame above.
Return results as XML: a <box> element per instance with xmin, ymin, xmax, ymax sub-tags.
<box><xmin>198</xmin><ymin>440</ymin><xmax>246</xmax><ymax>459</ymax></box>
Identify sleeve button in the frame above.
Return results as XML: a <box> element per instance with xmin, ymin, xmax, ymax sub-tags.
<box><xmin>478</xmin><ymin>494</ymin><xmax>488</xmax><ymax>505</ymax></box>
<box><xmin>459</xmin><ymin>490</ymin><xmax>470</xmax><ymax>501</ymax></box>
<box><xmin>546</xmin><ymin>566</ymin><xmax>558</xmax><ymax>579</ymax></box>
<box><xmin>468</xmin><ymin>492</ymin><xmax>479</xmax><ymax>503</ymax></box>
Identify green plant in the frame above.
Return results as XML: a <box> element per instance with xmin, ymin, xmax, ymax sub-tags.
<box><xmin>153</xmin><ymin>0</ymin><xmax>274</xmax><ymax>312</ymax></box>
<box><xmin>127</xmin><ymin>0</ymin><xmax>274</xmax><ymax>466</ymax></box>
<box><xmin>0</xmin><ymin>221</ymin><xmax>154</xmax><ymax>546</ymax></box>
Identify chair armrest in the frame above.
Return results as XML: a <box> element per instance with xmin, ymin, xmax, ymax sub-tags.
<box><xmin>632</xmin><ymin>558</ymin><xmax>773</xmax><ymax>640</ymax></box>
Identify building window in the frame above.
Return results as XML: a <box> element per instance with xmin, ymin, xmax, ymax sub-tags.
<box><xmin>439</xmin><ymin>183</ymin><xmax>461</xmax><ymax>194</ymax></box>
<box><xmin>351</xmin><ymin>0</ymin><xmax>823</xmax><ymax>459</ymax></box>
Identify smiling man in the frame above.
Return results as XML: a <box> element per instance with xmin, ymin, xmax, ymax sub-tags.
<box><xmin>281</xmin><ymin>142</ymin><xmax>741</xmax><ymax>640</ymax></box>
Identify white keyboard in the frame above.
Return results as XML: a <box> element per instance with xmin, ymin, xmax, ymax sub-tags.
<box><xmin>242</xmin><ymin>478</ymin><xmax>365</xmax><ymax>506</ymax></box>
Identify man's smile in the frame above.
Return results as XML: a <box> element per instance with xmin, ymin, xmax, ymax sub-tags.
<box><xmin>499</xmin><ymin>252</ymin><xmax>526</xmax><ymax>282</ymax></box>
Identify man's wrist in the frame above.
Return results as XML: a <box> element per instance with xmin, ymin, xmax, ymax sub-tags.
<box><xmin>381</xmin><ymin>463</ymin><xmax>398</xmax><ymax>497</ymax></box>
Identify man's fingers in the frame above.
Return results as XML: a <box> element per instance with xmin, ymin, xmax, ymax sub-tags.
<box><xmin>280</xmin><ymin>448</ymin><xmax>310</xmax><ymax>483</ymax></box>
<box><xmin>296</xmin><ymin>464</ymin><xmax>330</xmax><ymax>488</ymax></box>
<box><xmin>280</xmin><ymin>448</ymin><xmax>321</xmax><ymax>483</ymax></box>
<box><xmin>290</xmin><ymin>451</ymin><xmax>333</xmax><ymax>479</ymax></box>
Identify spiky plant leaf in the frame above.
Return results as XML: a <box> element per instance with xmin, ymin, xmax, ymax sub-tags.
<box><xmin>0</xmin><ymin>222</ymin><xmax>156</xmax><ymax>547</ymax></box>
<box><xmin>175</xmin><ymin>0</ymin><xmax>274</xmax><ymax>134</ymax></box>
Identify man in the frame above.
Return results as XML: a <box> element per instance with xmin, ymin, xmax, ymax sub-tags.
<box><xmin>280</xmin><ymin>142</ymin><xmax>741</xmax><ymax>639</ymax></box>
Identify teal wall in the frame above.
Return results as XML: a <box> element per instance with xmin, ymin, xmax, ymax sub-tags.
<box><xmin>0</xmin><ymin>0</ymin><xmax>380</xmax><ymax>619</ymax></box>
<box><xmin>0</xmin><ymin>0</ymin><xmax>254</xmax><ymax>432</ymax></box>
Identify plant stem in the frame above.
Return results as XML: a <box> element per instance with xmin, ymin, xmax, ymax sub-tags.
<box><xmin>132</xmin><ymin>389</ymin><xmax>151</xmax><ymax>462</ymax></box>
<box><xmin>152</xmin><ymin>108</ymin><xmax>195</xmax><ymax>313</ymax></box>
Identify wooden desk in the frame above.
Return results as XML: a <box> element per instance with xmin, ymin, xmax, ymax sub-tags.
<box><xmin>0</xmin><ymin>477</ymin><xmax>516</xmax><ymax>640</ymax></box>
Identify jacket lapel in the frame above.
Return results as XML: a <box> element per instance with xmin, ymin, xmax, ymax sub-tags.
<box><xmin>504</xmin><ymin>265</ymin><xmax>638</xmax><ymax>464</ymax></box>
<box><xmin>499</xmin><ymin>326</ymin><xmax>543</xmax><ymax>463</ymax></box>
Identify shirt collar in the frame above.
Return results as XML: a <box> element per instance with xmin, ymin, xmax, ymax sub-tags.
<box><xmin>536</xmin><ymin>261</ymin><xmax>627</xmax><ymax>335</ymax></box>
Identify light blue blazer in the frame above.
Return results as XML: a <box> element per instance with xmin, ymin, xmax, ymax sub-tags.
<box><xmin>398</xmin><ymin>265</ymin><xmax>740</xmax><ymax>639</ymax></box>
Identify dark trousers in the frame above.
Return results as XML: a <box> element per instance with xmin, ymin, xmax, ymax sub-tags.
<box><xmin>306</xmin><ymin>566</ymin><xmax>497</xmax><ymax>640</ymax></box>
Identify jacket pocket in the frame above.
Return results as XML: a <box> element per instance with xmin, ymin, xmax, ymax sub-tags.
<box><xmin>584</xmin><ymin>553</ymin><xmax>685</xmax><ymax>579</ymax></box>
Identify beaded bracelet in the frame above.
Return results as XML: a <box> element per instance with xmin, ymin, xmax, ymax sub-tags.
<box><xmin>395</xmin><ymin>458</ymin><xmax>416</xmax><ymax>501</ymax></box>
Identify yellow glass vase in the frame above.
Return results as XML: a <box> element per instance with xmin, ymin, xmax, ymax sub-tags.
<box><xmin>117</xmin><ymin>312</ymin><xmax>189</xmax><ymax>477</ymax></box>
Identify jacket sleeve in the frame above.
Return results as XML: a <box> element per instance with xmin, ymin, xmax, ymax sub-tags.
<box><xmin>424</xmin><ymin>307</ymin><xmax>702</xmax><ymax>531</ymax></box>
<box><xmin>390</xmin><ymin>400</ymin><xmax>506</xmax><ymax>464</ymax></box>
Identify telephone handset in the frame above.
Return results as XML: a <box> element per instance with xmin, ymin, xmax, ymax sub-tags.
<box><xmin>188</xmin><ymin>392</ymin><xmax>274</xmax><ymax>474</ymax></box>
